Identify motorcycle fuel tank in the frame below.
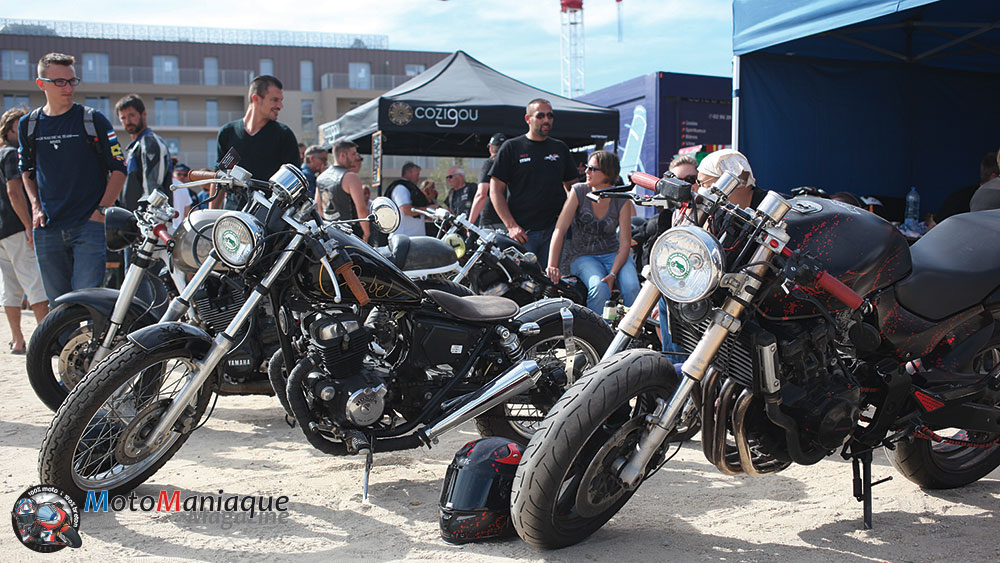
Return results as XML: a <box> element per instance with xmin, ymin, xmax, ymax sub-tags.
<box><xmin>759</xmin><ymin>197</ymin><xmax>911</xmax><ymax>318</ymax></box>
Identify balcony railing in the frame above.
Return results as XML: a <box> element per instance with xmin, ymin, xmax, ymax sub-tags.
<box><xmin>320</xmin><ymin>73</ymin><xmax>413</xmax><ymax>91</ymax></box>
<box><xmin>94</xmin><ymin>66</ymin><xmax>254</xmax><ymax>87</ymax></box>
<box><xmin>151</xmin><ymin>110</ymin><xmax>244</xmax><ymax>128</ymax></box>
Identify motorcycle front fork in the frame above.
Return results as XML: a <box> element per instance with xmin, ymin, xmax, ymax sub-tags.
<box><xmin>93</xmin><ymin>239</ymin><xmax>159</xmax><ymax>364</ymax></box>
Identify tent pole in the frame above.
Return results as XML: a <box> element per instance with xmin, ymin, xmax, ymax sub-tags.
<box><xmin>731</xmin><ymin>55</ymin><xmax>740</xmax><ymax>151</ymax></box>
<box><xmin>372</xmin><ymin>131</ymin><xmax>383</xmax><ymax>197</ymax></box>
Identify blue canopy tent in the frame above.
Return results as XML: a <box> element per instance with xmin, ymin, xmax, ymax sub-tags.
<box><xmin>732</xmin><ymin>0</ymin><xmax>1000</xmax><ymax>219</ymax></box>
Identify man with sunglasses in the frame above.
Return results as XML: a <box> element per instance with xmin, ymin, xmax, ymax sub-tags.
<box><xmin>18</xmin><ymin>52</ymin><xmax>126</xmax><ymax>301</ymax></box>
<box><xmin>443</xmin><ymin>165</ymin><xmax>474</xmax><ymax>216</ymax></box>
<box><xmin>489</xmin><ymin>99</ymin><xmax>577</xmax><ymax>267</ymax></box>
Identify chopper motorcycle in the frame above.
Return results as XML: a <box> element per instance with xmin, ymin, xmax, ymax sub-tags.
<box><xmin>510</xmin><ymin>170</ymin><xmax>1000</xmax><ymax>548</ymax></box>
<box><xmin>38</xmin><ymin>163</ymin><xmax>611</xmax><ymax>503</ymax></box>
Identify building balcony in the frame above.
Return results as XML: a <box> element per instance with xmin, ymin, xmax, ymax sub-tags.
<box><xmin>150</xmin><ymin>109</ymin><xmax>244</xmax><ymax>129</ymax></box>
<box><xmin>320</xmin><ymin>72</ymin><xmax>412</xmax><ymax>91</ymax></box>
<box><xmin>79</xmin><ymin>66</ymin><xmax>255</xmax><ymax>87</ymax></box>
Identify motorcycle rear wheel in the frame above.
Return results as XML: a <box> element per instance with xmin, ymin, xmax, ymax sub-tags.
<box><xmin>511</xmin><ymin>349</ymin><xmax>678</xmax><ymax>549</ymax></box>
<box><xmin>27</xmin><ymin>304</ymin><xmax>97</xmax><ymax>411</ymax></box>
<box><xmin>38</xmin><ymin>343</ymin><xmax>213</xmax><ymax>503</ymax></box>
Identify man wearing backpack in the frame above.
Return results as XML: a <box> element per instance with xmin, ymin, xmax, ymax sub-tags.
<box><xmin>18</xmin><ymin>53</ymin><xmax>126</xmax><ymax>301</ymax></box>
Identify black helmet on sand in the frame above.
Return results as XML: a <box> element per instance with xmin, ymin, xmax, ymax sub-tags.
<box><xmin>439</xmin><ymin>437</ymin><xmax>524</xmax><ymax>544</ymax></box>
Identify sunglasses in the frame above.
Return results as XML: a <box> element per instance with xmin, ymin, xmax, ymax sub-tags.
<box><xmin>680</xmin><ymin>174</ymin><xmax>698</xmax><ymax>185</ymax></box>
<box><xmin>534</xmin><ymin>112</ymin><xmax>555</xmax><ymax>119</ymax></box>
<box><xmin>584</xmin><ymin>164</ymin><xmax>601</xmax><ymax>173</ymax></box>
<box><xmin>445</xmin><ymin>175</ymin><xmax>455</xmax><ymax>179</ymax></box>
<box><xmin>39</xmin><ymin>77</ymin><xmax>82</xmax><ymax>87</ymax></box>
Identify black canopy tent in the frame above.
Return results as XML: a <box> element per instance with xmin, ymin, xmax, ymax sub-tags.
<box><xmin>318</xmin><ymin>50</ymin><xmax>619</xmax><ymax>158</ymax></box>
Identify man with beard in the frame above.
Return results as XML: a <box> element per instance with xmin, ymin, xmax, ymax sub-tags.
<box><xmin>316</xmin><ymin>140</ymin><xmax>369</xmax><ymax>242</ymax></box>
<box><xmin>115</xmin><ymin>94</ymin><xmax>172</xmax><ymax>211</ymax></box>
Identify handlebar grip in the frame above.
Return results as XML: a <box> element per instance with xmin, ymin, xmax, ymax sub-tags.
<box><xmin>815</xmin><ymin>271</ymin><xmax>864</xmax><ymax>310</ymax></box>
<box><xmin>188</xmin><ymin>169</ymin><xmax>218</xmax><ymax>182</ymax></box>
<box><xmin>335</xmin><ymin>261</ymin><xmax>370</xmax><ymax>307</ymax></box>
<box><xmin>630</xmin><ymin>171</ymin><xmax>660</xmax><ymax>191</ymax></box>
<box><xmin>151</xmin><ymin>223</ymin><xmax>174</xmax><ymax>249</ymax></box>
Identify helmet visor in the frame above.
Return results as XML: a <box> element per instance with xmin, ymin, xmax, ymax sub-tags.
<box><xmin>440</xmin><ymin>466</ymin><xmax>507</xmax><ymax>511</ymax></box>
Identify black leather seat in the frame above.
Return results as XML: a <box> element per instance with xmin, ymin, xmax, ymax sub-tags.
<box><xmin>894</xmin><ymin>210</ymin><xmax>1000</xmax><ymax>320</ymax></box>
<box><xmin>424</xmin><ymin>289</ymin><xmax>519</xmax><ymax>322</ymax></box>
<box><xmin>376</xmin><ymin>235</ymin><xmax>410</xmax><ymax>269</ymax></box>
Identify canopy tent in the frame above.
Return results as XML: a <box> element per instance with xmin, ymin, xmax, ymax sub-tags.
<box><xmin>318</xmin><ymin>50</ymin><xmax>619</xmax><ymax>157</ymax></box>
<box><xmin>732</xmin><ymin>0</ymin><xmax>1000</xmax><ymax>217</ymax></box>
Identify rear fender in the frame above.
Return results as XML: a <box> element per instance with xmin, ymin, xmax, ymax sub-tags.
<box><xmin>53</xmin><ymin>288</ymin><xmax>160</xmax><ymax>337</ymax></box>
<box><xmin>127</xmin><ymin>322</ymin><xmax>213</xmax><ymax>358</ymax></box>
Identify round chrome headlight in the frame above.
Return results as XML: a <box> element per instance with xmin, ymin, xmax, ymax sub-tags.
<box><xmin>649</xmin><ymin>226</ymin><xmax>725</xmax><ymax>303</ymax></box>
<box><xmin>212</xmin><ymin>212</ymin><xmax>264</xmax><ymax>268</ymax></box>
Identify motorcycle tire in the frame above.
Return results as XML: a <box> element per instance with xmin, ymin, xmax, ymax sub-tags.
<box><xmin>38</xmin><ymin>342</ymin><xmax>214</xmax><ymax>503</ymax></box>
<box><xmin>511</xmin><ymin>349</ymin><xmax>680</xmax><ymax>549</ymax></box>
<box><xmin>27</xmin><ymin>304</ymin><xmax>97</xmax><ymax>411</ymax></box>
<box><xmin>885</xmin><ymin>336</ymin><xmax>1000</xmax><ymax>489</ymax></box>
<box><xmin>475</xmin><ymin>304</ymin><xmax>612</xmax><ymax>442</ymax></box>
<box><xmin>57</xmin><ymin>527</ymin><xmax>82</xmax><ymax>548</ymax></box>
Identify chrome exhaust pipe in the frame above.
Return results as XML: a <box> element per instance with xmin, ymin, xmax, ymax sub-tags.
<box><xmin>421</xmin><ymin>360</ymin><xmax>540</xmax><ymax>444</ymax></box>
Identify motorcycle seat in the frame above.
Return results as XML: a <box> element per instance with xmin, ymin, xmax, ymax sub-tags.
<box><xmin>425</xmin><ymin>289</ymin><xmax>519</xmax><ymax>322</ymax></box>
<box><xmin>377</xmin><ymin>235</ymin><xmax>459</xmax><ymax>272</ymax></box>
<box><xmin>894</xmin><ymin>210</ymin><xmax>1000</xmax><ymax>320</ymax></box>
<box><xmin>376</xmin><ymin>235</ymin><xmax>410</xmax><ymax>269</ymax></box>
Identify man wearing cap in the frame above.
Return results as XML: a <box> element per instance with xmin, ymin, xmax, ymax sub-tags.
<box><xmin>489</xmin><ymin>99</ymin><xmax>578</xmax><ymax>267</ymax></box>
<box><xmin>469</xmin><ymin>133</ymin><xmax>505</xmax><ymax>230</ymax></box>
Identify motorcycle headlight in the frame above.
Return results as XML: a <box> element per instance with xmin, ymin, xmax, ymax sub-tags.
<box><xmin>212</xmin><ymin>212</ymin><xmax>264</xmax><ymax>268</ymax></box>
<box><xmin>442</xmin><ymin>233</ymin><xmax>466</xmax><ymax>259</ymax></box>
<box><xmin>649</xmin><ymin>226</ymin><xmax>724</xmax><ymax>303</ymax></box>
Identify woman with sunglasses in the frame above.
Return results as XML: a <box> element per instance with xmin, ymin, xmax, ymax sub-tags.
<box><xmin>546</xmin><ymin>150</ymin><xmax>639</xmax><ymax>315</ymax></box>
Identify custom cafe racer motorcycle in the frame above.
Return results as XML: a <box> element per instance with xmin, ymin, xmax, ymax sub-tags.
<box><xmin>511</xmin><ymin>170</ymin><xmax>1000</xmax><ymax>548</ymax></box>
<box><xmin>39</xmin><ymin>162</ymin><xmax>611</xmax><ymax>502</ymax></box>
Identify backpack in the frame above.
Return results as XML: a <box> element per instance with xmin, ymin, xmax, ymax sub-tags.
<box><xmin>22</xmin><ymin>105</ymin><xmax>105</xmax><ymax>179</ymax></box>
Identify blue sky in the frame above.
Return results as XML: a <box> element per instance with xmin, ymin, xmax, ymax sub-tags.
<box><xmin>4</xmin><ymin>0</ymin><xmax>734</xmax><ymax>95</ymax></box>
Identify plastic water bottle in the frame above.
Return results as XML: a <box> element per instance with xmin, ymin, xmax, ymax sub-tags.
<box><xmin>904</xmin><ymin>186</ymin><xmax>920</xmax><ymax>230</ymax></box>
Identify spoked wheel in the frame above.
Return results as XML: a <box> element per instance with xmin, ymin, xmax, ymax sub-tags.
<box><xmin>39</xmin><ymin>343</ymin><xmax>213</xmax><ymax>502</ymax></box>
<box><xmin>886</xmin><ymin>337</ymin><xmax>1000</xmax><ymax>489</ymax></box>
<box><xmin>475</xmin><ymin>305</ymin><xmax>612</xmax><ymax>442</ymax></box>
<box><xmin>27</xmin><ymin>305</ymin><xmax>98</xmax><ymax>411</ymax></box>
<box><xmin>512</xmin><ymin>349</ymin><xmax>682</xmax><ymax>549</ymax></box>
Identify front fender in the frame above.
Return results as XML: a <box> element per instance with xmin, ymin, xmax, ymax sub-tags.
<box><xmin>53</xmin><ymin>288</ymin><xmax>160</xmax><ymax>337</ymax></box>
<box><xmin>127</xmin><ymin>322</ymin><xmax>213</xmax><ymax>358</ymax></box>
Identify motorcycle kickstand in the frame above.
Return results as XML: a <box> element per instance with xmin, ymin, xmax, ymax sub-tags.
<box><xmin>363</xmin><ymin>446</ymin><xmax>374</xmax><ymax>504</ymax></box>
<box><xmin>851</xmin><ymin>449</ymin><xmax>892</xmax><ymax>530</ymax></box>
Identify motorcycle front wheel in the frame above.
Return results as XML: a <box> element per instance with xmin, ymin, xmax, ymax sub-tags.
<box><xmin>27</xmin><ymin>304</ymin><xmax>98</xmax><ymax>411</ymax></box>
<box><xmin>38</xmin><ymin>343</ymin><xmax>213</xmax><ymax>503</ymax></box>
<box><xmin>474</xmin><ymin>304</ymin><xmax>612</xmax><ymax>442</ymax></box>
<box><xmin>511</xmin><ymin>349</ymin><xmax>679</xmax><ymax>549</ymax></box>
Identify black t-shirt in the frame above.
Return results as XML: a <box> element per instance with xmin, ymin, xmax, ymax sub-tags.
<box><xmin>489</xmin><ymin>135</ymin><xmax>577</xmax><ymax>231</ymax></box>
<box><xmin>477</xmin><ymin>157</ymin><xmax>502</xmax><ymax>226</ymax></box>
<box><xmin>0</xmin><ymin>146</ymin><xmax>25</xmax><ymax>240</ymax></box>
<box><xmin>216</xmin><ymin>119</ymin><xmax>299</xmax><ymax>210</ymax></box>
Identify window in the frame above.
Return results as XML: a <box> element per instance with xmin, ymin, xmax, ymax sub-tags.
<box><xmin>205</xmin><ymin>99</ymin><xmax>218</xmax><ymax>127</ymax></box>
<box><xmin>163</xmin><ymin>138</ymin><xmax>180</xmax><ymax>161</ymax></box>
<box><xmin>84</xmin><ymin>96</ymin><xmax>111</xmax><ymax>120</ymax></box>
<box><xmin>1</xmin><ymin>50</ymin><xmax>30</xmax><ymax>80</ymax></box>
<box><xmin>259</xmin><ymin>58</ymin><xmax>273</xmax><ymax>76</ymax></box>
<box><xmin>349</xmin><ymin>62</ymin><xmax>371</xmax><ymax>90</ymax></box>
<box><xmin>3</xmin><ymin>95</ymin><xmax>30</xmax><ymax>112</ymax></box>
<box><xmin>300</xmin><ymin>60</ymin><xmax>313</xmax><ymax>92</ymax></box>
<box><xmin>153</xmin><ymin>56</ymin><xmax>179</xmax><ymax>85</ymax></box>
<box><xmin>404</xmin><ymin>64</ymin><xmax>425</xmax><ymax>77</ymax></box>
<box><xmin>81</xmin><ymin>53</ymin><xmax>109</xmax><ymax>83</ymax></box>
<box><xmin>301</xmin><ymin>100</ymin><xmax>315</xmax><ymax>136</ymax></box>
<box><xmin>204</xmin><ymin>57</ymin><xmax>218</xmax><ymax>86</ymax></box>
<box><xmin>153</xmin><ymin>97</ymin><xmax>179</xmax><ymax>126</ymax></box>
<box><xmin>206</xmin><ymin>138</ymin><xmax>216</xmax><ymax>169</ymax></box>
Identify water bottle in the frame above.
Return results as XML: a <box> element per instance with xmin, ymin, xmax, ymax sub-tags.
<box><xmin>904</xmin><ymin>186</ymin><xmax>920</xmax><ymax>230</ymax></box>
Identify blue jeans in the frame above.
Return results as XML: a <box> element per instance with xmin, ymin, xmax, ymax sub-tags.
<box><xmin>658</xmin><ymin>297</ymin><xmax>688</xmax><ymax>360</ymax></box>
<box><xmin>570</xmin><ymin>252</ymin><xmax>640</xmax><ymax>315</ymax></box>
<box><xmin>33</xmin><ymin>220</ymin><xmax>107</xmax><ymax>302</ymax></box>
<box><xmin>523</xmin><ymin>226</ymin><xmax>555</xmax><ymax>270</ymax></box>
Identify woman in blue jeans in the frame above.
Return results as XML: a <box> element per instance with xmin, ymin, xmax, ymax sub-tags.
<box><xmin>546</xmin><ymin>150</ymin><xmax>639</xmax><ymax>315</ymax></box>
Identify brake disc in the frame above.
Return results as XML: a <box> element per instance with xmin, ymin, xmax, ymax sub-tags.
<box><xmin>114</xmin><ymin>399</ymin><xmax>173</xmax><ymax>465</ymax></box>
<box><xmin>575</xmin><ymin>416</ymin><xmax>646</xmax><ymax>518</ymax></box>
<box><xmin>57</xmin><ymin>328</ymin><xmax>95</xmax><ymax>389</ymax></box>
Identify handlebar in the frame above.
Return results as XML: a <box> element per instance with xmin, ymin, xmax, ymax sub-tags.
<box><xmin>335</xmin><ymin>262</ymin><xmax>370</xmax><ymax>306</ymax></box>
<box><xmin>778</xmin><ymin>246</ymin><xmax>863</xmax><ymax>310</ymax></box>
<box><xmin>187</xmin><ymin>169</ymin><xmax>218</xmax><ymax>182</ymax></box>
<box><xmin>151</xmin><ymin>223</ymin><xmax>175</xmax><ymax>249</ymax></box>
<box><xmin>629</xmin><ymin>171</ymin><xmax>661</xmax><ymax>191</ymax></box>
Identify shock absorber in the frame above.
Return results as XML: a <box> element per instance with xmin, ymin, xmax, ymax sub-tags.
<box><xmin>497</xmin><ymin>326</ymin><xmax>524</xmax><ymax>363</ymax></box>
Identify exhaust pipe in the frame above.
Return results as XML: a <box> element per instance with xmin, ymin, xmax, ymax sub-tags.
<box><xmin>421</xmin><ymin>360</ymin><xmax>540</xmax><ymax>444</ymax></box>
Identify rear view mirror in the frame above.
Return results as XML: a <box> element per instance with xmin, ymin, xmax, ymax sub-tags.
<box><xmin>370</xmin><ymin>197</ymin><xmax>401</xmax><ymax>234</ymax></box>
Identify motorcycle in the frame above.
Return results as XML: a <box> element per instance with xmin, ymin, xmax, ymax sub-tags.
<box><xmin>39</xmin><ymin>162</ymin><xmax>613</xmax><ymax>503</ymax></box>
<box><xmin>414</xmin><ymin>207</ymin><xmax>586</xmax><ymax>306</ymax></box>
<box><xmin>510</xmin><ymin>170</ymin><xmax>1000</xmax><ymax>548</ymax></box>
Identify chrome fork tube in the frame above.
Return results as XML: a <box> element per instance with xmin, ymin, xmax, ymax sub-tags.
<box><xmin>161</xmin><ymin>254</ymin><xmax>219</xmax><ymax>322</ymax></box>
<box><xmin>93</xmin><ymin>239</ymin><xmax>158</xmax><ymax>363</ymax></box>
<box><xmin>601</xmin><ymin>279</ymin><xmax>661</xmax><ymax>362</ymax></box>
<box><xmin>144</xmin><ymin>235</ymin><xmax>304</xmax><ymax>449</ymax></box>
<box><xmin>452</xmin><ymin>242</ymin><xmax>489</xmax><ymax>284</ymax></box>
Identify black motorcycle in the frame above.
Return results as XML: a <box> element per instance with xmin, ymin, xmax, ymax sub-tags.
<box><xmin>511</xmin><ymin>171</ymin><xmax>1000</xmax><ymax>548</ymax></box>
<box><xmin>39</xmin><ymin>162</ymin><xmax>612</xmax><ymax>502</ymax></box>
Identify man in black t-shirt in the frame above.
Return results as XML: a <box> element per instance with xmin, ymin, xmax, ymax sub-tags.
<box><xmin>212</xmin><ymin>75</ymin><xmax>299</xmax><ymax>210</ymax></box>
<box><xmin>470</xmin><ymin>132</ymin><xmax>505</xmax><ymax>230</ymax></box>
<box><xmin>489</xmin><ymin>99</ymin><xmax>577</xmax><ymax>266</ymax></box>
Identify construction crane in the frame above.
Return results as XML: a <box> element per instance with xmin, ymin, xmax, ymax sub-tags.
<box><xmin>560</xmin><ymin>0</ymin><xmax>623</xmax><ymax>99</ymax></box>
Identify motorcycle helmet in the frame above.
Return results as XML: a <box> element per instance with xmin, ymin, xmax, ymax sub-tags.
<box><xmin>439</xmin><ymin>437</ymin><xmax>524</xmax><ymax>544</ymax></box>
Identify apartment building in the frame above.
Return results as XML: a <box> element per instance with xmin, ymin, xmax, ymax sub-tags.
<box><xmin>0</xmin><ymin>19</ymin><xmax>448</xmax><ymax>169</ymax></box>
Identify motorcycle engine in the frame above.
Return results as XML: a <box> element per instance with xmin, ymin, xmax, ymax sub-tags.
<box><xmin>768</xmin><ymin>319</ymin><xmax>861</xmax><ymax>451</ymax></box>
<box><xmin>303</xmin><ymin>312</ymin><xmax>388</xmax><ymax>427</ymax></box>
<box><xmin>193</xmin><ymin>278</ymin><xmax>277</xmax><ymax>381</ymax></box>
